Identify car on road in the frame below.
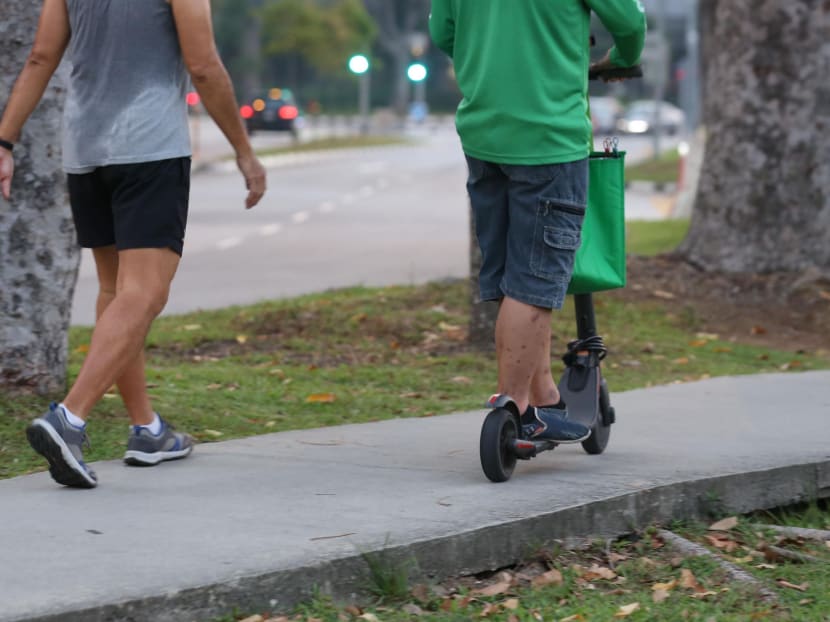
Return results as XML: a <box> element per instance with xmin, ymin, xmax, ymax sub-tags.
<box><xmin>240</xmin><ymin>88</ymin><xmax>302</xmax><ymax>137</ymax></box>
<box><xmin>589</xmin><ymin>96</ymin><xmax>623</xmax><ymax>135</ymax></box>
<box><xmin>616</xmin><ymin>100</ymin><xmax>686</xmax><ymax>135</ymax></box>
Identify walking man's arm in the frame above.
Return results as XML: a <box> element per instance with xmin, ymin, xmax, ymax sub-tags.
<box><xmin>169</xmin><ymin>0</ymin><xmax>266</xmax><ymax>209</ymax></box>
<box><xmin>586</xmin><ymin>0</ymin><xmax>647</xmax><ymax>74</ymax></box>
<box><xmin>429</xmin><ymin>0</ymin><xmax>456</xmax><ymax>59</ymax></box>
<box><xmin>0</xmin><ymin>0</ymin><xmax>70</xmax><ymax>200</ymax></box>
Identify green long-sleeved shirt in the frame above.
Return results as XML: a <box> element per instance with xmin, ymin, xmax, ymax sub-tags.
<box><xmin>429</xmin><ymin>0</ymin><xmax>647</xmax><ymax>165</ymax></box>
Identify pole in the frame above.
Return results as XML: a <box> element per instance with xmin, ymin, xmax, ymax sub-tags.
<box><xmin>652</xmin><ymin>0</ymin><xmax>668</xmax><ymax>159</ymax></box>
<box><xmin>359</xmin><ymin>71</ymin><xmax>370</xmax><ymax>135</ymax></box>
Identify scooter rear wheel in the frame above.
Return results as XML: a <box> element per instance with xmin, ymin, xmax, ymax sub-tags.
<box><xmin>582</xmin><ymin>378</ymin><xmax>613</xmax><ymax>455</ymax></box>
<box><xmin>480</xmin><ymin>408</ymin><xmax>518</xmax><ymax>482</ymax></box>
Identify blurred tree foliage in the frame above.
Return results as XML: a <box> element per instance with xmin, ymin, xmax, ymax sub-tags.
<box><xmin>261</xmin><ymin>0</ymin><xmax>376</xmax><ymax>75</ymax></box>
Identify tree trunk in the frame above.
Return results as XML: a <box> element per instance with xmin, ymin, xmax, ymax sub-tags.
<box><xmin>468</xmin><ymin>208</ymin><xmax>497</xmax><ymax>351</ymax></box>
<box><xmin>0</xmin><ymin>2</ymin><xmax>79</xmax><ymax>393</ymax></box>
<box><xmin>679</xmin><ymin>0</ymin><xmax>830</xmax><ymax>274</ymax></box>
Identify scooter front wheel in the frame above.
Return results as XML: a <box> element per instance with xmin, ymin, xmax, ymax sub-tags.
<box><xmin>480</xmin><ymin>408</ymin><xmax>519</xmax><ymax>482</ymax></box>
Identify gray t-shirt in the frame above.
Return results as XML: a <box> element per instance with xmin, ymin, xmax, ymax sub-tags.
<box><xmin>63</xmin><ymin>0</ymin><xmax>191</xmax><ymax>173</ymax></box>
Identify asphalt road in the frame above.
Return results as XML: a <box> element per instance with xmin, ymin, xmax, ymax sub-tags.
<box><xmin>70</xmin><ymin>124</ymin><xmax>677</xmax><ymax>325</ymax></box>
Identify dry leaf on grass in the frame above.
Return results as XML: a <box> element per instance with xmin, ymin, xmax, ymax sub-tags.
<box><xmin>614</xmin><ymin>602</ymin><xmax>641</xmax><ymax>617</ymax></box>
<box><xmin>777</xmin><ymin>580</ymin><xmax>809</xmax><ymax>592</ymax></box>
<box><xmin>305</xmin><ymin>393</ymin><xmax>336</xmax><ymax>403</ymax></box>
<box><xmin>680</xmin><ymin>569</ymin><xmax>703</xmax><ymax>591</ymax></box>
<box><xmin>401</xmin><ymin>603</ymin><xmax>423</xmax><ymax>616</ymax></box>
<box><xmin>652</xmin><ymin>579</ymin><xmax>678</xmax><ymax>592</ymax></box>
<box><xmin>410</xmin><ymin>584</ymin><xmax>431</xmax><ymax>603</ymax></box>
<box><xmin>708</xmin><ymin>516</ymin><xmax>739</xmax><ymax>531</ymax></box>
<box><xmin>503</xmin><ymin>599</ymin><xmax>519</xmax><ymax>610</ymax></box>
<box><xmin>472</xmin><ymin>581</ymin><xmax>512</xmax><ymax>597</ymax></box>
<box><xmin>652</xmin><ymin>589</ymin><xmax>671</xmax><ymax>603</ymax></box>
<box><xmin>531</xmin><ymin>569</ymin><xmax>564</xmax><ymax>587</ymax></box>
<box><xmin>560</xmin><ymin>615</ymin><xmax>586</xmax><ymax>622</ymax></box>
<box><xmin>238</xmin><ymin>615</ymin><xmax>264</xmax><ymax>622</ymax></box>
<box><xmin>359</xmin><ymin>613</ymin><xmax>380</xmax><ymax>622</ymax></box>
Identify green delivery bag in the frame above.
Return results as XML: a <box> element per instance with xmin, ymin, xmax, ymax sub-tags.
<box><xmin>567</xmin><ymin>151</ymin><xmax>627</xmax><ymax>295</ymax></box>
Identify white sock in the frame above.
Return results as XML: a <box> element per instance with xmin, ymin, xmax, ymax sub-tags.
<box><xmin>137</xmin><ymin>413</ymin><xmax>162</xmax><ymax>436</ymax></box>
<box><xmin>59</xmin><ymin>403</ymin><xmax>86</xmax><ymax>428</ymax></box>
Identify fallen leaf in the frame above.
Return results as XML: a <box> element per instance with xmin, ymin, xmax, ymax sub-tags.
<box><xmin>359</xmin><ymin>614</ymin><xmax>380</xmax><ymax>622</ymax></box>
<box><xmin>503</xmin><ymin>599</ymin><xmax>519</xmax><ymax>610</ymax></box>
<box><xmin>691</xmin><ymin>591</ymin><xmax>719</xmax><ymax>599</ymax></box>
<box><xmin>472</xmin><ymin>581</ymin><xmax>511</xmax><ymax>597</ymax></box>
<box><xmin>713</xmin><ymin>347</ymin><xmax>733</xmax><ymax>353</ymax></box>
<box><xmin>451</xmin><ymin>376</ymin><xmax>473</xmax><ymax>385</ymax></box>
<box><xmin>560</xmin><ymin>616</ymin><xmax>585</xmax><ymax>622</ymax></box>
<box><xmin>799</xmin><ymin>598</ymin><xmax>814</xmax><ymax>605</ymax></box>
<box><xmin>751</xmin><ymin>325</ymin><xmax>767</xmax><ymax>335</ymax></box>
<box><xmin>306</xmin><ymin>393</ymin><xmax>336</xmax><ymax>403</ymax></box>
<box><xmin>74</xmin><ymin>344</ymin><xmax>90</xmax><ymax>354</ymax></box>
<box><xmin>652</xmin><ymin>580</ymin><xmax>678</xmax><ymax>592</ymax></box>
<box><xmin>614</xmin><ymin>602</ymin><xmax>641</xmax><ymax>617</ymax></box>
<box><xmin>673</xmin><ymin>357</ymin><xmax>690</xmax><ymax>365</ymax></box>
<box><xmin>401</xmin><ymin>603</ymin><xmax>423</xmax><ymax>616</ymax></box>
<box><xmin>777</xmin><ymin>580</ymin><xmax>808</xmax><ymax>592</ymax></box>
<box><xmin>689</xmin><ymin>339</ymin><xmax>709</xmax><ymax>347</ymax></box>
<box><xmin>680</xmin><ymin>569</ymin><xmax>702</xmax><ymax>591</ymax></box>
<box><xmin>344</xmin><ymin>606</ymin><xmax>362</xmax><ymax>616</ymax></box>
<box><xmin>756</xmin><ymin>563</ymin><xmax>777</xmax><ymax>570</ymax></box>
<box><xmin>825</xmin><ymin>541</ymin><xmax>830</xmax><ymax>549</ymax></box>
<box><xmin>653</xmin><ymin>589</ymin><xmax>670</xmax><ymax>603</ymax></box>
<box><xmin>206</xmin><ymin>383</ymin><xmax>223</xmax><ymax>390</ymax></box>
<box><xmin>705</xmin><ymin>534</ymin><xmax>739</xmax><ymax>553</ymax></box>
<box><xmin>410</xmin><ymin>584</ymin><xmax>431</xmax><ymax>603</ymax></box>
<box><xmin>203</xmin><ymin>429</ymin><xmax>223</xmax><ymax>437</ymax></box>
<box><xmin>182</xmin><ymin>324</ymin><xmax>202</xmax><ymax>331</ymax></box>
<box><xmin>235</xmin><ymin>334</ymin><xmax>248</xmax><ymax>344</ymax></box>
<box><xmin>709</xmin><ymin>516</ymin><xmax>739</xmax><ymax>531</ymax></box>
<box><xmin>507</xmin><ymin>616</ymin><xmax>520</xmax><ymax>622</ymax></box>
<box><xmin>238</xmin><ymin>616</ymin><xmax>264</xmax><ymax>622</ymax></box>
<box><xmin>653</xmin><ymin>290</ymin><xmax>676</xmax><ymax>299</ymax></box>
<box><xmin>531</xmin><ymin>569</ymin><xmax>564</xmax><ymax>587</ymax></box>
<box><xmin>586</xmin><ymin>564</ymin><xmax>617</xmax><ymax>580</ymax></box>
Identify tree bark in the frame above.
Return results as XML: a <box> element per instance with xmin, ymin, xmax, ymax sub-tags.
<box><xmin>0</xmin><ymin>2</ymin><xmax>79</xmax><ymax>393</ymax></box>
<box><xmin>679</xmin><ymin>0</ymin><xmax>830</xmax><ymax>274</ymax></box>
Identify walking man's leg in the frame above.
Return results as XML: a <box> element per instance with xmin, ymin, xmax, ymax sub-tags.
<box><xmin>62</xmin><ymin>248</ymin><xmax>179</xmax><ymax>417</ymax></box>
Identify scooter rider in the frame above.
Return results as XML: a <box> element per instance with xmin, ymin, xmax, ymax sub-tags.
<box><xmin>429</xmin><ymin>0</ymin><xmax>646</xmax><ymax>442</ymax></box>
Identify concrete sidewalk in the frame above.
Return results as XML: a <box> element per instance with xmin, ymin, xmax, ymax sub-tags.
<box><xmin>1</xmin><ymin>371</ymin><xmax>829</xmax><ymax>622</ymax></box>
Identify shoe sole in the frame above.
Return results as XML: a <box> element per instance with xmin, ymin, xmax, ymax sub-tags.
<box><xmin>123</xmin><ymin>446</ymin><xmax>193</xmax><ymax>467</ymax></box>
<box><xmin>26</xmin><ymin>420</ymin><xmax>97</xmax><ymax>489</ymax></box>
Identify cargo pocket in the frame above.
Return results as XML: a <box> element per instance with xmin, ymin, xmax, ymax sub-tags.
<box><xmin>530</xmin><ymin>199</ymin><xmax>585</xmax><ymax>282</ymax></box>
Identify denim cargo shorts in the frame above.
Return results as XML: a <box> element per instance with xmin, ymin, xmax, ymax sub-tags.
<box><xmin>465</xmin><ymin>155</ymin><xmax>589</xmax><ymax>310</ymax></box>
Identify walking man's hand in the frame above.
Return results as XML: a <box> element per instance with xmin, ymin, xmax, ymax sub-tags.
<box><xmin>0</xmin><ymin>149</ymin><xmax>13</xmax><ymax>200</ymax></box>
<box><xmin>236</xmin><ymin>152</ymin><xmax>266</xmax><ymax>209</ymax></box>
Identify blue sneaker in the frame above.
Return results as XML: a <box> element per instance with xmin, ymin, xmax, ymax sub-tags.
<box><xmin>521</xmin><ymin>405</ymin><xmax>591</xmax><ymax>444</ymax></box>
<box><xmin>123</xmin><ymin>416</ymin><xmax>194</xmax><ymax>466</ymax></box>
<box><xmin>26</xmin><ymin>403</ymin><xmax>98</xmax><ymax>488</ymax></box>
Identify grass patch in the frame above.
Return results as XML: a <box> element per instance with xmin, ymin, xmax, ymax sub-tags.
<box><xmin>626</xmin><ymin>149</ymin><xmax>682</xmax><ymax>185</ymax></box>
<box><xmin>2</xmin><ymin>278</ymin><xmax>828</xmax><ymax>481</ymax></box>
<box><xmin>626</xmin><ymin>219</ymin><xmax>690</xmax><ymax>256</ymax></box>
<box><xmin>254</xmin><ymin>135</ymin><xmax>408</xmax><ymax>158</ymax></box>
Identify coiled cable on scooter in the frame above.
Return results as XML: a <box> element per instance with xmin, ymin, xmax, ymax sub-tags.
<box><xmin>563</xmin><ymin>335</ymin><xmax>608</xmax><ymax>367</ymax></box>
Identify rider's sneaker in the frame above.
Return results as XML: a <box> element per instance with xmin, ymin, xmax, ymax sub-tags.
<box><xmin>521</xmin><ymin>403</ymin><xmax>591</xmax><ymax>444</ymax></box>
<box><xmin>123</xmin><ymin>416</ymin><xmax>194</xmax><ymax>466</ymax></box>
<box><xmin>26</xmin><ymin>403</ymin><xmax>98</xmax><ymax>489</ymax></box>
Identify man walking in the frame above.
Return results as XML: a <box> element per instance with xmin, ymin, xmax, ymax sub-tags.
<box><xmin>0</xmin><ymin>0</ymin><xmax>266</xmax><ymax>488</ymax></box>
<box><xmin>429</xmin><ymin>1</ymin><xmax>645</xmax><ymax>442</ymax></box>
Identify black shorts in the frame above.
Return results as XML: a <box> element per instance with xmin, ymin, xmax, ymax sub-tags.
<box><xmin>67</xmin><ymin>157</ymin><xmax>191</xmax><ymax>256</ymax></box>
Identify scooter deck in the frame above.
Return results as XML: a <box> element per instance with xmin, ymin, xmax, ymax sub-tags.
<box><xmin>557</xmin><ymin>364</ymin><xmax>601</xmax><ymax>428</ymax></box>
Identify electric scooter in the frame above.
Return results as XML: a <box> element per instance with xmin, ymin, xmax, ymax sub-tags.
<box><xmin>478</xmin><ymin>64</ymin><xmax>642</xmax><ymax>483</ymax></box>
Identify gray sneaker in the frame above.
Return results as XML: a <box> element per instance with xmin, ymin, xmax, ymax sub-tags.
<box><xmin>26</xmin><ymin>403</ymin><xmax>98</xmax><ymax>489</ymax></box>
<box><xmin>124</xmin><ymin>416</ymin><xmax>194</xmax><ymax>466</ymax></box>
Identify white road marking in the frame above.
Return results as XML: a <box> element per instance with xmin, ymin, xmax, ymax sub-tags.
<box><xmin>260</xmin><ymin>223</ymin><xmax>283</xmax><ymax>236</ymax></box>
<box><xmin>216</xmin><ymin>236</ymin><xmax>243</xmax><ymax>250</ymax></box>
